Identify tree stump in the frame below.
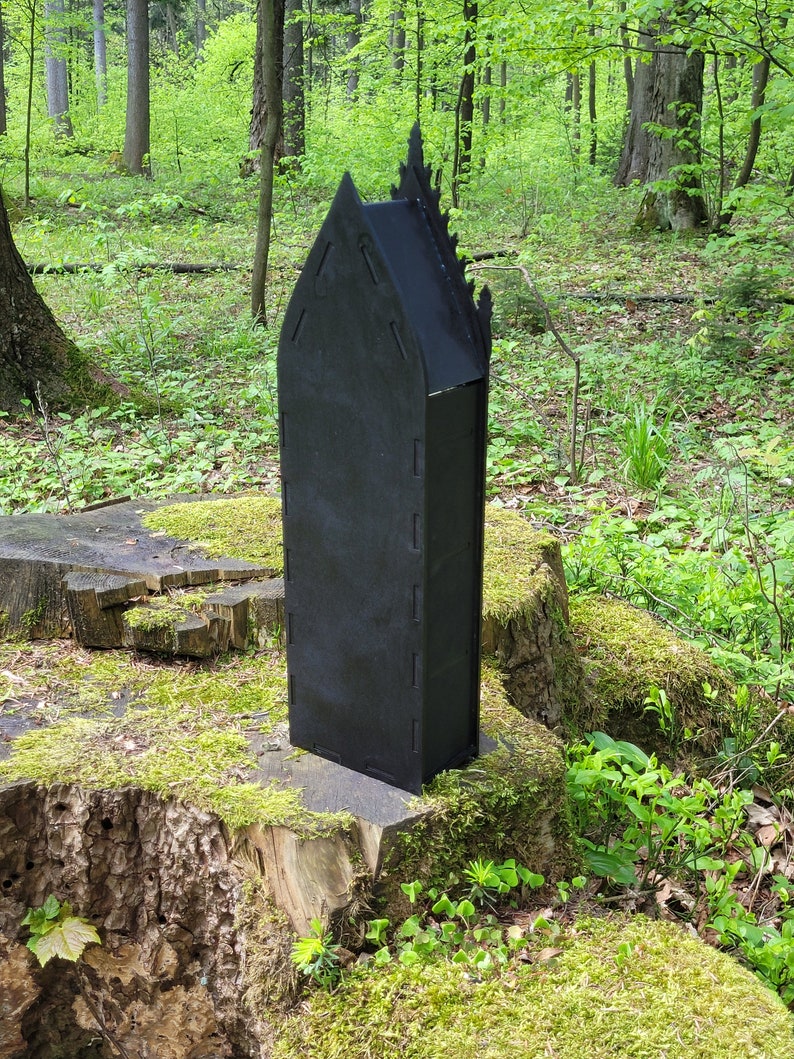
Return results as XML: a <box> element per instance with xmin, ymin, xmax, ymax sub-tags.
<box><xmin>0</xmin><ymin>497</ymin><xmax>276</xmax><ymax>643</ymax></box>
<box><xmin>481</xmin><ymin>508</ymin><xmax>585</xmax><ymax>728</ymax></box>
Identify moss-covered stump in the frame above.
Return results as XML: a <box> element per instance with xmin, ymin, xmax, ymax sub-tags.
<box><xmin>0</xmin><ymin>495</ymin><xmax>281</xmax><ymax>642</ymax></box>
<box><xmin>482</xmin><ymin>508</ymin><xmax>585</xmax><ymax>728</ymax></box>
<box><xmin>569</xmin><ymin>595</ymin><xmax>732</xmax><ymax>752</ymax></box>
<box><xmin>0</xmin><ymin>658</ymin><xmax>575</xmax><ymax>1056</ymax></box>
<box><xmin>273</xmin><ymin>916</ymin><xmax>794</xmax><ymax>1059</ymax></box>
<box><xmin>371</xmin><ymin>664</ymin><xmax>578</xmax><ymax>918</ymax></box>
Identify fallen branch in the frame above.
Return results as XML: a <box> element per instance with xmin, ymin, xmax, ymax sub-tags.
<box><xmin>26</xmin><ymin>262</ymin><xmax>241</xmax><ymax>275</ymax></box>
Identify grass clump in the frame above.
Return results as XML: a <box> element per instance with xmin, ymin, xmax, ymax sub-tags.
<box><xmin>273</xmin><ymin>916</ymin><xmax>793</xmax><ymax>1059</ymax></box>
<box><xmin>142</xmin><ymin>496</ymin><xmax>284</xmax><ymax>572</ymax></box>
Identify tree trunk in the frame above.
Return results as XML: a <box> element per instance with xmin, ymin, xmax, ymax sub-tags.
<box><xmin>0</xmin><ymin>2</ymin><xmax>6</xmax><ymax>136</ymax></box>
<box><xmin>414</xmin><ymin>5</ymin><xmax>423</xmax><ymax>121</ymax></box>
<box><xmin>0</xmin><ymin>190</ymin><xmax>102</xmax><ymax>414</ymax></box>
<box><xmin>587</xmin><ymin>1</ymin><xmax>596</xmax><ymax>166</ymax></box>
<box><xmin>614</xmin><ymin>26</ymin><xmax>655</xmax><ymax>185</ymax></box>
<box><xmin>638</xmin><ymin>24</ymin><xmax>706</xmax><ymax>229</ymax></box>
<box><xmin>282</xmin><ymin>0</ymin><xmax>305</xmax><ymax>159</ymax></box>
<box><xmin>195</xmin><ymin>0</ymin><xmax>206</xmax><ymax>52</ymax></box>
<box><xmin>714</xmin><ymin>57</ymin><xmax>771</xmax><ymax>230</ymax></box>
<box><xmin>93</xmin><ymin>0</ymin><xmax>107</xmax><ymax>108</ymax></box>
<box><xmin>45</xmin><ymin>0</ymin><xmax>73</xmax><ymax>137</ymax></box>
<box><xmin>391</xmin><ymin>7</ymin><xmax>405</xmax><ymax>72</ymax></box>
<box><xmin>566</xmin><ymin>72</ymin><xmax>581</xmax><ymax>158</ymax></box>
<box><xmin>165</xmin><ymin>1</ymin><xmax>178</xmax><ymax>52</ymax></box>
<box><xmin>588</xmin><ymin>57</ymin><xmax>597</xmax><ymax>165</ymax></box>
<box><xmin>615</xmin><ymin>17</ymin><xmax>707</xmax><ymax>230</ymax></box>
<box><xmin>619</xmin><ymin>1</ymin><xmax>633</xmax><ymax>110</ymax></box>
<box><xmin>123</xmin><ymin>0</ymin><xmax>151</xmax><ymax>176</ymax></box>
<box><xmin>452</xmin><ymin>0</ymin><xmax>477</xmax><ymax>207</ymax></box>
<box><xmin>250</xmin><ymin>0</ymin><xmax>284</xmax><ymax>323</ymax></box>
<box><xmin>346</xmin><ymin>0</ymin><xmax>361</xmax><ymax>100</ymax></box>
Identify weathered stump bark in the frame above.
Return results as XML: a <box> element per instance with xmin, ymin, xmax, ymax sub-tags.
<box><xmin>0</xmin><ymin>497</ymin><xmax>275</xmax><ymax>643</ymax></box>
<box><xmin>0</xmin><ymin>675</ymin><xmax>575</xmax><ymax>1057</ymax></box>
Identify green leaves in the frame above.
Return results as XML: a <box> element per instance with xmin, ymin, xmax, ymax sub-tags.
<box><xmin>290</xmin><ymin>918</ymin><xmax>341</xmax><ymax>989</ymax></box>
<box><xmin>22</xmin><ymin>896</ymin><xmax>101</xmax><ymax>967</ymax></box>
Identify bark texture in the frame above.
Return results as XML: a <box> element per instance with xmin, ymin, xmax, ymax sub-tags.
<box><xmin>251</xmin><ymin>0</ymin><xmax>285</xmax><ymax>322</ymax></box>
<box><xmin>44</xmin><ymin>0</ymin><xmax>73</xmax><ymax>136</ymax></box>
<box><xmin>614</xmin><ymin>26</ymin><xmax>655</xmax><ymax>185</ymax></box>
<box><xmin>452</xmin><ymin>0</ymin><xmax>477</xmax><ymax>206</ymax></box>
<box><xmin>123</xmin><ymin>0</ymin><xmax>151</xmax><ymax>175</ymax></box>
<box><xmin>282</xmin><ymin>0</ymin><xmax>305</xmax><ymax>159</ymax></box>
<box><xmin>0</xmin><ymin>193</ymin><xmax>100</xmax><ymax>414</ymax></box>
<box><xmin>0</xmin><ymin>783</ymin><xmax>266</xmax><ymax>1058</ymax></box>
<box><xmin>615</xmin><ymin>18</ymin><xmax>707</xmax><ymax>230</ymax></box>
<box><xmin>482</xmin><ymin>536</ymin><xmax>585</xmax><ymax>729</ymax></box>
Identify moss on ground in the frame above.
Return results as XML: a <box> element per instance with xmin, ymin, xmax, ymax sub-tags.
<box><xmin>569</xmin><ymin>595</ymin><xmax>731</xmax><ymax>750</ymax></box>
<box><xmin>272</xmin><ymin>915</ymin><xmax>794</xmax><ymax>1059</ymax></box>
<box><xmin>141</xmin><ymin>496</ymin><xmax>283</xmax><ymax>572</ymax></box>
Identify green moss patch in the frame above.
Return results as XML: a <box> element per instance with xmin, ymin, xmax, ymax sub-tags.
<box><xmin>482</xmin><ymin>507</ymin><xmax>562</xmax><ymax>623</ymax></box>
<box><xmin>378</xmin><ymin>663</ymin><xmax>577</xmax><ymax>909</ymax></box>
<box><xmin>142</xmin><ymin>500</ymin><xmax>559</xmax><ymax>628</ymax></box>
<box><xmin>569</xmin><ymin>595</ymin><xmax>731</xmax><ymax>748</ymax></box>
<box><xmin>273</xmin><ymin>915</ymin><xmax>794</xmax><ymax>1059</ymax></box>
<box><xmin>122</xmin><ymin>591</ymin><xmax>208</xmax><ymax>633</ymax></box>
<box><xmin>0</xmin><ymin>640</ymin><xmax>287</xmax><ymax>718</ymax></box>
<box><xmin>0</xmin><ymin>645</ymin><xmax>347</xmax><ymax>835</ymax></box>
<box><xmin>141</xmin><ymin>495</ymin><xmax>283</xmax><ymax>572</ymax></box>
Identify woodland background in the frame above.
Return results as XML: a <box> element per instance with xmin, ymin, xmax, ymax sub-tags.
<box><xmin>1</xmin><ymin>0</ymin><xmax>794</xmax><ymax>1012</ymax></box>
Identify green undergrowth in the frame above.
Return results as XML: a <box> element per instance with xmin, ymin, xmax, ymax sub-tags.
<box><xmin>273</xmin><ymin>915</ymin><xmax>794</xmax><ymax>1059</ymax></box>
<box><xmin>569</xmin><ymin>595</ymin><xmax>731</xmax><ymax>750</ymax></box>
<box><xmin>141</xmin><ymin>495</ymin><xmax>284</xmax><ymax>572</ymax></box>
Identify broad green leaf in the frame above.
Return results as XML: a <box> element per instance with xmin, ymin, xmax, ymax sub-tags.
<box><xmin>52</xmin><ymin>917</ymin><xmax>101</xmax><ymax>961</ymax></box>
<box><xmin>42</xmin><ymin>894</ymin><xmax>61</xmax><ymax>920</ymax></box>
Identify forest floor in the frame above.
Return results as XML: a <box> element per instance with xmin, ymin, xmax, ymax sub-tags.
<box><xmin>2</xmin><ymin>156</ymin><xmax>794</xmax><ymax>1012</ymax></box>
